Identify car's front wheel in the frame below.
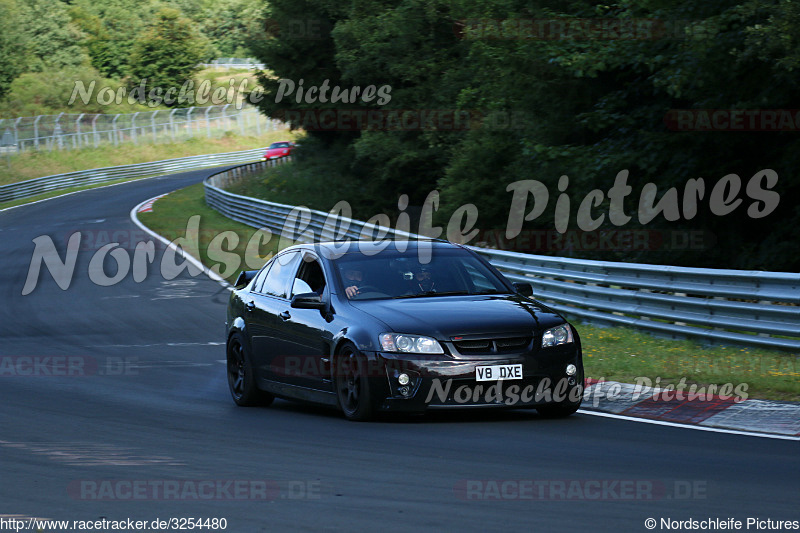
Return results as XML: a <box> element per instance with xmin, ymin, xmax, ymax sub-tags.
<box><xmin>334</xmin><ymin>343</ymin><xmax>375</xmax><ymax>421</ymax></box>
<box><xmin>227</xmin><ymin>332</ymin><xmax>274</xmax><ymax>407</ymax></box>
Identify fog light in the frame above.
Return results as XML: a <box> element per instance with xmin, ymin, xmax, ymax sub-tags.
<box><xmin>566</xmin><ymin>364</ymin><xmax>577</xmax><ymax>376</ymax></box>
<box><xmin>398</xmin><ymin>373</ymin><xmax>410</xmax><ymax>385</ymax></box>
<box><xmin>568</xmin><ymin>377</ymin><xmax>576</xmax><ymax>386</ymax></box>
<box><xmin>399</xmin><ymin>386</ymin><xmax>410</xmax><ymax>396</ymax></box>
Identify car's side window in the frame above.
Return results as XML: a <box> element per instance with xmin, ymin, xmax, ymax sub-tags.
<box><xmin>291</xmin><ymin>279</ymin><xmax>313</xmax><ymax>295</ymax></box>
<box><xmin>462</xmin><ymin>262</ymin><xmax>496</xmax><ymax>292</ymax></box>
<box><xmin>291</xmin><ymin>256</ymin><xmax>327</xmax><ymax>297</ymax></box>
<box><xmin>250</xmin><ymin>260</ymin><xmax>273</xmax><ymax>293</ymax></box>
<box><xmin>261</xmin><ymin>251</ymin><xmax>300</xmax><ymax>298</ymax></box>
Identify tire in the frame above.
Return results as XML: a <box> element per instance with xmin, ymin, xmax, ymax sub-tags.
<box><xmin>227</xmin><ymin>332</ymin><xmax>274</xmax><ymax>407</ymax></box>
<box><xmin>334</xmin><ymin>343</ymin><xmax>375</xmax><ymax>421</ymax></box>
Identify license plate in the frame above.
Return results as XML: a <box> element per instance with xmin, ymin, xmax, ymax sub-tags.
<box><xmin>475</xmin><ymin>364</ymin><xmax>522</xmax><ymax>381</ymax></box>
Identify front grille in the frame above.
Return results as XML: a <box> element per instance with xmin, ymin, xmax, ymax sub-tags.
<box><xmin>495</xmin><ymin>337</ymin><xmax>529</xmax><ymax>350</ymax></box>
<box><xmin>453</xmin><ymin>336</ymin><xmax>532</xmax><ymax>355</ymax></box>
<box><xmin>454</xmin><ymin>340</ymin><xmax>492</xmax><ymax>352</ymax></box>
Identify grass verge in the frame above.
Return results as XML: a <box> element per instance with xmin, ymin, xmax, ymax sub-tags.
<box><xmin>578</xmin><ymin>323</ymin><xmax>799</xmax><ymax>402</ymax></box>
<box><xmin>136</xmin><ymin>183</ymin><xmax>281</xmax><ymax>285</ymax></box>
<box><xmin>137</xmin><ymin>182</ymin><xmax>800</xmax><ymax>402</ymax></box>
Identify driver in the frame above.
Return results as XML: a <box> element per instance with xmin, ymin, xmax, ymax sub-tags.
<box><xmin>343</xmin><ymin>266</ymin><xmax>365</xmax><ymax>298</ymax></box>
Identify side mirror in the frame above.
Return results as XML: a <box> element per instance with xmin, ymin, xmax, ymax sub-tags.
<box><xmin>235</xmin><ymin>270</ymin><xmax>258</xmax><ymax>289</ymax></box>
<box><xmin>291</xmin><ymin>292</ymin><xmax>326</xmax><ymax>310</ymax></box>
<box><xmin>513</xmin><ymin>282</ymin><xmax>533</xmax><ymax>297</ymax></box>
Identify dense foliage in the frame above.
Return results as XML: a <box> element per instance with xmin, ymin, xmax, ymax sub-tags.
<box><xmin>252</xmin><ymin>0</ymin><xmax>800</xmax><ymax>271</ymax></box>
<box><xmin>0</xmin><ymin>0</ymin><xmax>264</xmax><ymax>105</ymax></box>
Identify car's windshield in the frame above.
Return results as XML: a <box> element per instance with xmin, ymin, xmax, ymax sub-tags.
<box><xmin>268</xmin><ymin>142</ymin><xmax>290</xmax><ymax>149</ymax></box>
<box><xmin>332</xmin><ymin>248</ymin><xmax>511</xmax><ymax>300</ymax></box>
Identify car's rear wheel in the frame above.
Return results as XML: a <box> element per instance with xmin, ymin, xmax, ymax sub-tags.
<box><xmin>334</xmin><ymin>343</ymin><xmax>374</xmax><ymax>421</ymax></box>
<box><xmin>227</xmin><ymin>333</ymin><xmax>274</xmax><ymax>407</ymax></box>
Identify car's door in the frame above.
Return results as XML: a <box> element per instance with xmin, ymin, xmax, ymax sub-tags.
<box><xmin>278</xmin><ymin>253</ymin><xmax>334</xmax><ymax>392</ymax></box>
<box><xmin>240</xmin><ymin>259</ymin><xmax>272</xmax><ymax>365</ymax></box>
<box><xmin>248</xmin><ymin>250</ymin><xmax>301</xmax><ymax>382</ymax></box>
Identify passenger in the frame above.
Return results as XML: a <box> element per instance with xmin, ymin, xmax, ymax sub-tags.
<box><xmin>413</xmin><ymin>266</ymin><xmax>435</xmax><ymax>292</ymax></box>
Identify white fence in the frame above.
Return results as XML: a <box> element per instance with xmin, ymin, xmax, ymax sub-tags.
<box><xmin>0</xmin><ymin>105</ymin><xmax>282</xmax><ymax>153</ymax></box>
<box><xmin>199</xmin><ymin>58</ymin><xmax>266</xmax><ymax>70</ymax></box>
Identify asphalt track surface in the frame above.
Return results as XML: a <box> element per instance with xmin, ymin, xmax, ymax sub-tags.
<box><xmin>1</xmin><ymin>169</ymin><xmax>797</xmax><ymax>532</ymax></box>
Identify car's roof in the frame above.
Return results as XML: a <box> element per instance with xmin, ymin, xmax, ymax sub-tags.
<box><xmin>283</xmin><ymin>240</ymin><xmax>468</xmax><ymax>258</ymax></box>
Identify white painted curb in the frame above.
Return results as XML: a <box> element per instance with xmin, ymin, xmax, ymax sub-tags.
<box><xmin>129</xmin><ymin>194</ymin><xmax>233</xmax><ymax>292</ymax></box>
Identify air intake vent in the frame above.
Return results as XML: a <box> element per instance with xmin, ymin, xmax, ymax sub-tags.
<box><xmin>453</xmin><ymin>336</ymin><xmax>532</xmax><ymax>354</ymax></box>
<box><xmin>454</xmin><ymin>340</ymin><xmax>492</xmax><ymax>351</ymax></box>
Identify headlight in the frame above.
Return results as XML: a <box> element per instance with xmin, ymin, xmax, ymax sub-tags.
<box><xmin>541</xmin><ymin>324</ymin><xmax>574</xmax><ymax>348</ymax></box>
<box><xmin>380</xmin><ymin>333</ymin><xmax>444</xmax><ymax>354</ymax></box>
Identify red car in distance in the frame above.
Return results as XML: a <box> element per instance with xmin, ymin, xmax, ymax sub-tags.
<box><xmin>263</xmin><ymin>141</ymin><xmax>295</xmax><ymax>160</ymax></box>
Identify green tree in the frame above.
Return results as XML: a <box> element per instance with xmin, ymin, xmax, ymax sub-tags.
<box><xmin>128</xmin><ymin>7</ymin><xmax>209</xmax><ymax>106</ymax></box>
<box><xmin>0</xmin><ymin>0</ymin><xmax>29</xmax><ymax>99</ymax></box>
<box><xmin>249</xmin><ymin>0</ymin><xmax>800</xmax><ymax>270</ymax></box>
<box><xmin>20</xmin><ymin>0</ymin><xmax>90</xmax><ymax>72</ymax></box>
<box><xmin>198</xmin><ymin>0</ymin><xmax>262</xmax><ymax>57</ymax></box>
<box><xmin>69</xmin><ymin>0</ymin><xmax>149</xmax><ymax>79</ymax></box>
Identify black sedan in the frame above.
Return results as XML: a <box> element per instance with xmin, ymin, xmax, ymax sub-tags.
<box><xmin>226</xmin><ymin>240</ymin><xmax>584</xmax><ymax>421</ymax></box>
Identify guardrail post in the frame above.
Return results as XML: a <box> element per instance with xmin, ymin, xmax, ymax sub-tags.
<box><xmin>75</xmin><ymin>114</ymin><xmax>84</xmax><ymax>148</ymax></box>
<box><xmin>91</xmin><ymin>115</ymin><xmax>99</xmax><ymax>147</ymax></box>
<box><xmin>169</xmin><ymin>109</ymin><xmax>177</xmax><ymax>142</ymax></box>
<box><xmin>254</xmin><ymin>109</ymin><xmax>262</xmax><ymax>136</ymax></box>
<box><xmin>222</xmin><ymin>104</ymin><xmax>231</xmax><ymax>131</ymax></box>
<box><xmin>131</xmin><ymin>112</ymin><xmax>139</xmax><ymax>145</ymax></box>
<box><xmin>54</xmin><ymin>113</ymin><xmax>64</xmax><ymax>150</ymax></box>
<box><xmin>187</xmin><ymin>107</ymin><xmax>194</xmax><ymax>137</ymax></box>
<box><xmin>33</xmin><ymin>115</ymin><xmax>42</xmax><ymax>150</ymax></box>
<box><xmin>238</xmin><ymin>108</ymin><xmax>246</xmax><ymax>136</ymax></box>
<box><xmin>14</xmin><ymin>117</ymin><xmax>22</xmax><ymax>152</ymax></box>
<box><xmin>2</xmin><ymin>128</ymin><xmax>15</xmax><ymax>168</ymax></box>
<box><xmin>150</xmin><ymin>110</ymin><xmax>158</xmax><ymax>143</ymax></box>
<box><xmin>111</xmin><ymin>114</ymin><xmax>120</xmax><ymax>145</ymax></box>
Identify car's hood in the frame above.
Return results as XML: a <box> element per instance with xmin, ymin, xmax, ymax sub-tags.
<box><xmin>350</xmin><ymin>294</ymin><xmax>565</xmax><ymax>339</ymax></box>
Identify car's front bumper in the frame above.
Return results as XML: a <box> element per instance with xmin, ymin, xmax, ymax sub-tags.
<box><xmin>369</xmin><ymin>346</ymin><xmax>583</xmax><ymax>412</ymax></box>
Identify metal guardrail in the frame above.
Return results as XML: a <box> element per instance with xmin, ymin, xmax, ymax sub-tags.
<box><xmin>206</xmin><ymin>158</ymin><xmax>418</xmax><ymax>242</ymax></box>
<box><xmin>205</xmin><ymin>161</ymin><xmax>800</xmax><ymax>351</ymax></box>
<box><xmin>0</xmin><ymin>148</ymin><xmax>267</xmax><ymax>204</ymax></box>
